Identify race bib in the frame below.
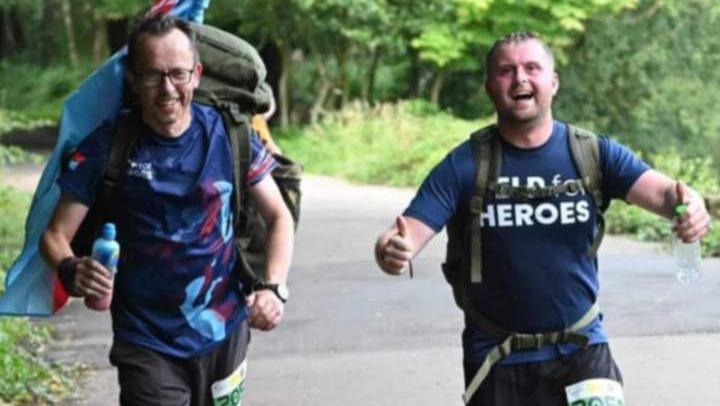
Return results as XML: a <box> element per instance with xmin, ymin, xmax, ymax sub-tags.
<box><xmin>212</xmin><ymin>359</ymin><xmax>247</xmax><ymax>406</ymax></box>
<box><xmin>565</xmin><ymin>378</ymin><xmax>625</xmax><ymax>406</ymax></box>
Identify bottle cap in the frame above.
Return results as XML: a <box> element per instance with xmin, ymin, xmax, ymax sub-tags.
<box><xmin>102</xmin><ymin>223</ymin><xmax>116</xmax><ymax>240</ymax></box>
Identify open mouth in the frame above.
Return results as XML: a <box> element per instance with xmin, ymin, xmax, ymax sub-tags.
<box><xmin>512</xmin><ymin>92</ymin><xmax>533</xmax><ymax>101</ymax></box>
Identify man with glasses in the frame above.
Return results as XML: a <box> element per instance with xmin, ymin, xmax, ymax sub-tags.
<box><xmin>41</xmin><ymin>14</ymin><xmax>294</xmax><ymax>405</ymax></box>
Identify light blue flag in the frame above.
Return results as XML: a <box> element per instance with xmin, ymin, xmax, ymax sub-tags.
<box><xmin>0</xmin><ymin>0</ymin><xmax>210</xmax><ymax>316</ymax></box>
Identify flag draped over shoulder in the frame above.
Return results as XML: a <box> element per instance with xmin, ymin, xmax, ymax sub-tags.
<box><xmin>0</xmin><ymin>0</ymin><xmax>211</xmax><ymax>317</ymax></box>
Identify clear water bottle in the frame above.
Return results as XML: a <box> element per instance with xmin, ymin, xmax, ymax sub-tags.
<box><xmin>672</xmin><ymin>205</ymin><xmax>701</xmax><ymax>284</ymax></box>
<box><xmin>85</xmin><ymin>223</ymin><xmax>120</xmax><ymax>311</ymax></box>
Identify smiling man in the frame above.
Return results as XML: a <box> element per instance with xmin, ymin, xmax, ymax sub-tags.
<box><xmin>375</xmin><ymin>32</ymin><xmax>711</xmax><ymax>405</ymax></box>
<box><xmin>41</xmin><ymin>15</ymin><xmax>294</xmax><ymax>405</ymax></box>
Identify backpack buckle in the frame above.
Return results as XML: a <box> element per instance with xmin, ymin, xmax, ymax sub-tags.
<box><xmin>512</xmin><ymin>334</ymin><xmax>545</xmax><ymax>350</ymax></box>
<box><xmin>470</xmin><ymin>196</ymin><xmax>484</xmax><ymax>214</ymax></box>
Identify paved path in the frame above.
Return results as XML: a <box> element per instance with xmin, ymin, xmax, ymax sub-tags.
<box><xmin>4</xmin><ymin>166</ymin><xmax>719</xmax><ymax>405</ymax></box>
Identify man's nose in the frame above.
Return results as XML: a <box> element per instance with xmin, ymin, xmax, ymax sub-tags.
<box><xmin>515</xmin><ymin>68</ymin><xmax>528</xmax><ymax>83</ymax></box>
<box><xmin>159</xmin><ymin>74</ymin><xmax>175</xmax><ymax>92</ymax></box>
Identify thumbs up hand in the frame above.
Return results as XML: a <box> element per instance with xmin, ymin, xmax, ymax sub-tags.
<box><xmin>674</xmin><ymin>181</ymin><xmax>712</xmax><ymax>243</ymax></box>
<box><xmin>375</xmin><ymin>216</ymin><xmax>414</xmax><ymax>275</ymax></box>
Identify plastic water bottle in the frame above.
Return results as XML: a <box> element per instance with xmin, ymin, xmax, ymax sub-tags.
<box><xmin>672</xmin><ymin>205</ymin><xmax>701</xmax><ymax>284</ymax></box>
<box><xmin>85</xmin><ymin>223</ymin><xmax>120</xmax><ymax>311</ymax></box>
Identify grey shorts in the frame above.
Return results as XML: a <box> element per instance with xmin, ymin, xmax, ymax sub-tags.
<box><xmin>109</xmin><ymin>320</ymin><xmax>250</xmax><ymax>406</ymax></box>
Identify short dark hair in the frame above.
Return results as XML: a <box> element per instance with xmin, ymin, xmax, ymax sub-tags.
<box><xmin>126</xmin><ymin>14</ymin><xmax>198</xmax><ymax>72</ymax></box>
<box><xmin>485</xmin><ymin>31</ymin><xmax>555</xmax><ymax>73</ymax></box>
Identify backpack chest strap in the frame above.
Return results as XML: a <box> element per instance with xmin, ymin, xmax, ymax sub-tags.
<box><xmin>462</xmin><ymin>302</ymin><xmax>600</xmax><ymax>404</ymax></box>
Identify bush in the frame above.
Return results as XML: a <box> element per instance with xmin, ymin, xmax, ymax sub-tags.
<box><xmin>0</xmin><ymin>319</ymin><xmax>80</xmax><ymax>404</ymax></box>
<box><xmin>276</xmin><ymin>100</ymin><xmax>486</xmax><ymax>186</ymax></box>
<box><xmin>605</xmin><ymin>149</ymin><xmax>720</xmax><ymax>255</ymax></box>
<box><xmin>0</xmin><ymin>60</ymin><xmax>93</xmax><ymax>121</ymax></box>
<box><xmin>0</xmin><ymin>109</ymin><xmax>49</xmax><ymax>167</ymax></box>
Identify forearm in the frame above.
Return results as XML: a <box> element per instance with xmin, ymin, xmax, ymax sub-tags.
<box><xmin>41</xmin><ymin>226</ymin><xmax>84</xmax><ymax>296</ymax></box>
<box><xmin>41</xmin><ymin>226</ymin><xmax>76</xmax><ymax>270</ymax></box>
<box><xmin>263</xmin><ymin>210</ymin><xmax>294</xmax><ymax>284</ymax></box>
<box><xmin>41</xmin><ymin>193</ymin><xmax>89</xmax><ymax>268</ymax></box>
<box><xmin>626</xmin><ymin>170</ymin><xmax>678</xmax><ymax>219</ymax></box>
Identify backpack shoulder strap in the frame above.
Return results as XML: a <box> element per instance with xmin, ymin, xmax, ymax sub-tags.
<box><xmin>101</xmin><ymin>110</ymin><xmax>140</xmax><ymax>215</ymax></box>
<box><xmin>206</xmin><ymin>100</ymin><xmax>261</xmax><ymax>289</ymax></box>
<box><xmin>468</xmin><ymin>125</ymin><xmax>502</xmax><ymax>284</ymax></box>
<box><xmin>567</xmin><ymin>124</ymin><xmax>602</xmax><ymax>205</ymax></box>
<box><xmin>567</xmin><ymin>124</ymin><xmax>605</xmax><ymax>256</ymax></box>
<box><xmin>195</xmin><ymin>90</ymin><xmax>253</xmax><ymax>227</ymax></box>
<box><xmin>223</xmin><ymin>109</ymin><xmax>252</xmax><ymax>229</ymax></box>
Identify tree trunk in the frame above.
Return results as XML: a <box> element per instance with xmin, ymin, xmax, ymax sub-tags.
<box><xmin>106</xmin><ymin>17</ymin><xmax>129</xmax><ymax>55</ymax></box>
<box><xmin>404</xmin><ymin>40</ymin><xmax>422</xmax><ymax>99</ymax></box>
<box><xmin>60</xmin><ymin>0</ymin><xmax>78</xmax><ymax>67</ymax></box>
<box><xmin>258</xmin><ymin>42</ymin><xmax>282</xmax><ymax>125</ymax></box>
<box><xmin>335</xmin><ymin>45</ymin><xmax>349</xmax><ymax>110</ymax></box>
<box><xmin>361</xmin><ymin>46</ymin><xmax>382</xmax><ymax>105</ymax></box>
<box><xmin>0</xmin><ymin>9</ymin><xmax>17</xmax><ymax>58</ymax></box>
<box><xmin>309</xmin><ymin>57</ymin><xmax>333</xmax><ymax>124</ymax></box>
<box><xmin>277</xmin><ymin>42</ymin><xmax>293</xmax><ymax>130</ymax></box>
<box><xmin>92</xmin><ymin>9</ymin><xmax>107</xmax><ymax>65</ymax></box>
<box><xmin>42</xmin><ymin>0</ymin><xmax>60</xmax><ymax>65</ymax></box>
<box><xmin>430</xmin><ymin>69</ymin><xmax>446</xmax><ymax>105</ymax></box>
<box><xmin>10</xmin><ymin>7</ymin><xmax>24</xmax><ymax>51</ymax></box>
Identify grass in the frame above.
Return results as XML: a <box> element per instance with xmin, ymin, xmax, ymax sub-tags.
<box><xmin>0</xmin><ymin>185</ymin><xmax>81</xmax><ymax>404</ymax></box>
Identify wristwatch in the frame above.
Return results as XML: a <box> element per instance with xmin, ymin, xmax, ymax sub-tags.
<box><xmin>254</xmin><ymin>282</ymin><xmax>289</xmax><ymax>303</ymax></box>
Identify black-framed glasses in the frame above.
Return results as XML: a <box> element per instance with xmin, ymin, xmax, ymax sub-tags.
<box><xmin>138</xmin><ymin>67</ymin><xmax>196</xmax><ymax>87</ymax></box>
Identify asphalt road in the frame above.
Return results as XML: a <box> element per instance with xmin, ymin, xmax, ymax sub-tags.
<box><xmin>34</xmin><ymin>174</ymin><xmax>720</xmax><ymax>405</ymax></box>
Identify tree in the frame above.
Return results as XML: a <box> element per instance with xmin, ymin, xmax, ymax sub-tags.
<box><xmin>94</xmin><ymin>0</ymin><xmax>147</xmax><ymax>56</ymax></box>
<box><xmin>411</xmin><ymin>0</ymin><xmax>638</xmax><ymax>103</ymax></box>
<box><xmin>209</xmin><ymin>0</ymin><xmax>310</xmax><ymax>130</ymax></box>
<box><xmin>556</xmin><ymin>0</ymin><xmax>720</xmax><ymax>161</ymax></box>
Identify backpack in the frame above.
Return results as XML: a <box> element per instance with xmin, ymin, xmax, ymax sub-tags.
<box><xmin>442</xmin><ymin>124</ymin><xmax>605</xmax><ymax>404</ymax></box>
<box><xmin>68</xmin><ymin>24</ymin><xmax>301</xmax><ymax>292</ymax></box>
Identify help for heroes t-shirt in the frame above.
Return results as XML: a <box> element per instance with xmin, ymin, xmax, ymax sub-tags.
<box><xmin>405</xmin><ymin>122</ymin><xmax>650</xmax><ymax>364</ymax></box>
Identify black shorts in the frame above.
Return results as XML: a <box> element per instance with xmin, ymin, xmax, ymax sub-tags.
<box><xmin>464</xmin><ymin>343</ymin><xmax>623</xmax><ymax>406</ymax></box>
<box><xmin>109</xmin><ymin>320</ymin><xmax>250</xmax><ymax>406</ymax></box>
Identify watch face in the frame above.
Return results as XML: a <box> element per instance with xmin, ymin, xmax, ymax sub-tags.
<box><xmin>276</xmin><ymin>284</ymin><xmax>289</xmax><ymax>301</ymax></box>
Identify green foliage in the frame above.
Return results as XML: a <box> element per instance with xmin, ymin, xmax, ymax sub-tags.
<box><xmin>556</xmin><ymin>0</ymin><xmax>720</xmax><ymax>161</ymax></box>
<box><xmin>0</xmin><ymin>318</ymin><xmax>81</xmax><ymax>404</ymax></box>
<box><xmin>605</xmin><ymin>149</ymin><xmax>720</xmax><ymax>255</ymax></box>
<box><xmin>414</xmin><ymin>0</ymin><xmax>637</xmax><ymax>70</ymax></box>
<box><xmin>0</xmin><ymin>186</ymin><xmax>30</xmax><ymax>295</ymax></box>
<box><xmin>95</xmin><ymin>0</ymin><xmax>147</xmax><ymax>18</ymax></box>
<box><xmin>0</xmin><ymin>109</ymin><xmax>48</xmax><ymax>168</ymax></box>
<box><xmin>0</xmin><ymin>186</ymin><xmax>79</xmax><ymax>404</ymax></box>
<box><xmin>276</xmin><ymin>100</ymin><xmax>485</xmax><ymax>186</ymax></box>
<box><xmin>0</xmin><ymin>61</ymin><xmax>93</xmax><ymax>121</ymax></box>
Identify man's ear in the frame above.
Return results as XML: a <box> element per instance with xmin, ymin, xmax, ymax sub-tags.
<box><xmin>192</xmin><ymin>62</ymin><xmax>203</xmax><ymax>87</ymax></box>
<box><xmin>552</xmin><ymin>71</ymin><xmax>559</xmax><ymax>96</ymax></box>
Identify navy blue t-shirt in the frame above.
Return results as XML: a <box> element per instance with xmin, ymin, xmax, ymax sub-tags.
<box><xmin>58</xmin><ymin>103</ymin><xmax>276</xmax><ymax>358</ymax></box>
<box><xmin>405</xmin><ymin>121</ymin><xmax>650</xmax><ymax>364</ymax></box>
